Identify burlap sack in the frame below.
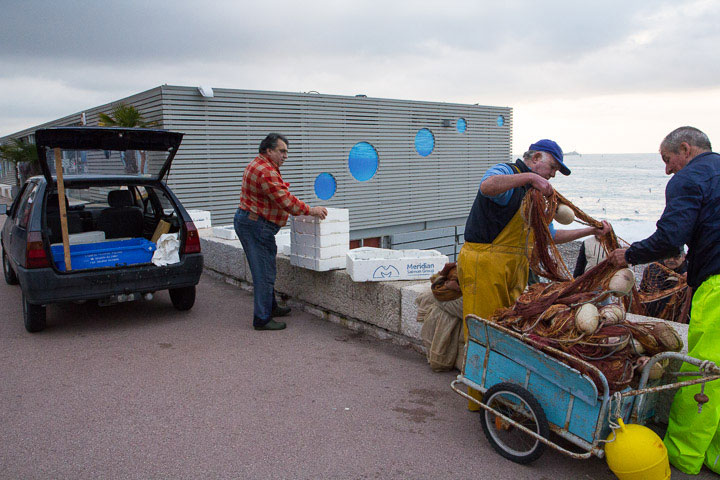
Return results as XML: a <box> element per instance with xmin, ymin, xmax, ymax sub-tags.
<box><xmin>417</xmin><ymin>291</ymin><xmax>464</xmax><ymax>372</ymax></box>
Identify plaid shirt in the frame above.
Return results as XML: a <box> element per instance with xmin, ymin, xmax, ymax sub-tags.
<box><xmin>239</xmin><ymin>154</ymin><xmax>310</xmax><ymax>226</ymax></box>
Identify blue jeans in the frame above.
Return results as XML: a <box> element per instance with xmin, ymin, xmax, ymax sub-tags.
<box><xmin>234</xmin><ymin>209</ymin><xmax>280</xmax><ymax>326</ymax></box>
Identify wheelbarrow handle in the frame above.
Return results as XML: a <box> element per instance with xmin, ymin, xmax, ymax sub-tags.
<box><xmin>630</xmin><ymin>352</ymin><xmax>720</xmax><ymax>420</ymax></box>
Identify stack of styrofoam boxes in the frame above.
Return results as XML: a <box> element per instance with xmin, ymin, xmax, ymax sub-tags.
<box><xmin>212</xmin><ymin>224</ymin><xmax>291</xmax><ymax>255</ymax></box>
<box><xmin>290</xmin><ymin>208</ymin><xmax>349</xmax><ymax>271</ymax></box>
<box><xmin>346</xmin><ymin>247</ymin><xmax>448</xmax><ymax>282</ymax></box>
<box><xmin>187</xmin><ymin>209</ymin><xmax>212</xmax><ymax>229</ymax></box>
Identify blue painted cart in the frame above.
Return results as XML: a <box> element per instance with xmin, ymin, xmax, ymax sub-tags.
<box><xmin>451</xmin><ymin>315</ymin><xmax>720</xmax><ymax>464</ymax></box>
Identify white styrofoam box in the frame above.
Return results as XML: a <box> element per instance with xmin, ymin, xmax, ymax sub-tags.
<box><xmin>346</xmin><ymin>247</ymin><xmax>449</xmax><ymax>282</ymax></box>
<box><xmin>68</xmin><ymin>230</ymin><xmax>106</xmax><ymax>245</ymax></box>
<box><xmin>290</xmin><ymin>254</ymin><xmax>346</xmax><ymax>271</ymax></box>
<box><xmin>293</xmin><ymin>207</ymin><xmax>349</xmax><ymax>223</ymax></box>
<box><xmin>276</xmin><ymin>229</ymin><xmax>290</xmax><ymax>255</ymax></box>
<box><xmin>213</xmin><ymin>224</ymin><xmax>289</xmax><ymax>243</ymax></box>
<box><xmin>187</xmin><ymin>209</ymin><xmax>212</xmax><ymax>229</ymax></box>
<box><xmin>292</xmin><ymin>219</ymin><xmax>349</xmax><ymax>236</ymax></box>
<box><xmin>213</xmin><ymin>225</ymin><xmax>237</xmax><ymax>240</ymax></box>
<box><xmin>290</xmin><ymin>243</ymin><xmax>349</xmax><ymax>259</ymax></box>
<box><xmin>292</xmin><ymin>231</ymin><xmax>349</xmax><ymax>248</ymax></box>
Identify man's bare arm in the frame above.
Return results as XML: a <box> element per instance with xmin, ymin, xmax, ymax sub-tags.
<box><xmin>480</xmin><ymin>172</ymin><xmax>552</xmax><ymax>197</ymax></box>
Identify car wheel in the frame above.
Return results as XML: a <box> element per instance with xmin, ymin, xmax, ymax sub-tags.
<box><xmin>169</xmin><ymin>285</ymin><xmax>195</xmax><ymax>311</ymax></box>
<box><xmin>3</xmin><ymin>249</ymin><xmax>19</xmax><ymax>285</ymax></box>
<box><xmin>22</xmin><ymin>293</ymin><xmax>47</xmax><ymax>333</ymax></box>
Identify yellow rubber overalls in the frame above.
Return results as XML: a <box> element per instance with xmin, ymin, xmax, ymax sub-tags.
<box><xmin>457</xmin><ymin>204</ymin><xmax>532</xmax><ymax>410</ymax></box>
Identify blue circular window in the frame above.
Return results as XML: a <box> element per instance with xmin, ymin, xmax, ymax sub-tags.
<box><xmin>348</xmin><ymin>142</ymin><xmax>378</xmax><ymax>181</ymax></box>
<box><xmin>415</xmin><ymin>128</ymin><xmax>435</xmax><ymax>157</ymax></box>
<box><xmin>314</xmin><ymin>173</ymin><xmax>336</xmax><ymax>200</ymax></box>
<box><xmin>496</xmin><ymin>115</ymin><xmax>505</xmax><ymax>127</ymax></box>
<box><xmin>457</xmin><ymin>118</ymin><xmax>467</xmax><ymax>133</ymax></box>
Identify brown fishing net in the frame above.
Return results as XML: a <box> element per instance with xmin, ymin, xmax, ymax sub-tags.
<box><xmin>488</xmin><ymin>189</ymin><xmax>685</xmax><ymax>393</ymax></box>
<box><xmin>430</xmin><ymin>263</ymin><xmax>462</xmax><ymax>302</ymax></box>
<box><xmin>521</xmin><ymin>189</ymin><xmax>689</xmax><ymax>320</ymax></box>
<box><xmin>638</xmin><ymin>261</ymin><xmax>690</xmax><ymax>323</ymax></box>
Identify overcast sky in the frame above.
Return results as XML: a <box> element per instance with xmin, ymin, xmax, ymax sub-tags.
<box><xmin>1</xmin><ymin>0</ymin><xmax>719</xmax><ymax>153</ymax></box>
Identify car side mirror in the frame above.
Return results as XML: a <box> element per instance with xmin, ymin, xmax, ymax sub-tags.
<box><xmin>0</xmin><ymin>204</ymin><xmax>6</xmax><ymax>215</ymax></box>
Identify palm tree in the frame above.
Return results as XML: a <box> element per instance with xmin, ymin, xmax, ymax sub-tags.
<box><xmin>0</xmin><ymin>138</ymin><xmax>40</xmax><ymax>186</ymax></box>
<box><xmin>98</xmin><ymin>104</ymin><xmax>157</xmax><ymax>173</ymax></box>
<box><xmin>98</xmin><ymin>104</ymin><xmax>157</xmax><ymax>128</ymax></box>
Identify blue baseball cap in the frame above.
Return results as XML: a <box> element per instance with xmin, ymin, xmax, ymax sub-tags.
<box><xmin>529</xmin><ymin>139</ymin><xmax>571</xmax><ymax>175</ymax></box>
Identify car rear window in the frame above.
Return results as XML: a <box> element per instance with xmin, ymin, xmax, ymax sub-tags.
<box><xmin>40</xmin><ymin>147</ymin><xmax>168</xmax><ymax>179</ymax></box>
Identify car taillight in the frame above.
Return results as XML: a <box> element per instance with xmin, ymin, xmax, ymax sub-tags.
<box><xmin>182</xmin><ymin>221</ymin><xmax>201</xmax><ymax>254</ymax></box>
<box><xmin>26</xmin><ymin>231</ymin><xmax>50</xmax><ymax>268</ymax></box>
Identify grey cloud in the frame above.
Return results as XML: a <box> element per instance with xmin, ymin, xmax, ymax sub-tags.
<box><xmin>2</xmin><ymin>0</ymin><xmax>719</xmax><ymax>137</ymax></box>
<box><xmin>0</xmin><ymin>0</ymin><xmax>669</xmax><ymax>62</ymax></box>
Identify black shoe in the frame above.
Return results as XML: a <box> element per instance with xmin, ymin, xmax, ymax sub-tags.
<box><xmin>271</xmin><ymin>305</ymin><xmax>291</xmax><ymax>318</ymax></box>
<box><xmin>254</xmin><ymin>319</ymin><xmax>286</xmax><ymax>331</ymax></box>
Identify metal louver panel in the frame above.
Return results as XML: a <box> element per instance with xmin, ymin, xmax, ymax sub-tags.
<box><xmin>158</xmin><ymin>85</ymin><xmax>512</xmax><ymax>230</ymax></box>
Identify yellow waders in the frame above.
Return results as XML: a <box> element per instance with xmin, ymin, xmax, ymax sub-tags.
<box><xmin>664</xmin><ymin>274</ymin><xmax>720</xmax><ymax>474</ymax></box>
<box><xmin>457</xmin><ymin>207</ymin><xmax>531</xmax><ymax>410</ymax></box>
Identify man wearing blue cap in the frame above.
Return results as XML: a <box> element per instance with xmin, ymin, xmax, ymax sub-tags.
<box><xmin>458</xmin><ymin>139</ymin><xmax>611</xmax><ymax>410</ymax></box>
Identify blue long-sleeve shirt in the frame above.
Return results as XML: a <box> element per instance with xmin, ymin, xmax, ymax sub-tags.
<box><xmin>625</xmin><ymin>151</ymin><xmax>720</xmax><ymax>288</ymax></box>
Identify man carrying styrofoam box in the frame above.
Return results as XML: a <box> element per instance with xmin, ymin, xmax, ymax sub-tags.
<box><xmin>290</xmin><ymin>208</ymin><xmax>349</xmax><ymax>271</ymax></box>
<box><xmin>347</xmin><ymin>247</ymin><xmax>448</xmax><ymax>282</ymax></box>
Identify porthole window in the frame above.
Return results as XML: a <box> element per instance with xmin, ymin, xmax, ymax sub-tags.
<box><xmin>414</xmin><ymin>128</ymin><xmax>435</xmax><ymax>157</ymax></box>
<box><xmin>348</xmin><ymin>142</ymin><xmax>378</xmax><ymax>181</ymax></box>
<box><xmin>457</xmin><ymin>118</ymin><xmax>467</xmax><ymax>133</ymax></box>
<box><xmin>496</xmin><ymin>115</ymin><xmax>505</xmax><ymax>127</ymax></box>
<box><xmin>314</xmin><ymin>173</ymin><xmax>336</xmax><ymax>200</ymax></box>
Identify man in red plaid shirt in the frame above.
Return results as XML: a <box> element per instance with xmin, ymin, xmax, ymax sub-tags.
<box><xmin>234</xmin><ymin>133</ymin><xmax>327</xmax><ymax>331</ymax></box>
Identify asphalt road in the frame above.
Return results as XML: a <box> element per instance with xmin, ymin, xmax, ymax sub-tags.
<box><xmin>0</xmin><ymin>207</ymin><xmax>713</xmax><ymax>479</ymax></box>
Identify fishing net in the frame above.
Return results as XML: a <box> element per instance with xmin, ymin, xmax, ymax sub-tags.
<box><xmin>638</xmin><ymin>261</ymin><xmax>690</xmax><ymax>323</ymax></box>
<box><xmin>430</xmin><ymin>262</ymin><xmax>462</xmax><ymax>302</ymax></box>
<box><xmin>487</xmin><ymin>189</ymin><xmax>685</xmax><ymax>392</ymax></box>
<box><xmin>520</xmin><ymin>188</ymin><xmax>689</xmax><ymax>321</ymax></box>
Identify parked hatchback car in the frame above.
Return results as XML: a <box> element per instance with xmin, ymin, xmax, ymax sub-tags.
<box><xmin>1</xmin><ymin>127</ymin><xmax>203</xmax><ymax>332</ymax></box>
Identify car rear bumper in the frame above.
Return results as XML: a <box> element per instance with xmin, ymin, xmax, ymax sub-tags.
<box><xmin>17</xmin><ymin>254</ymin><xmax>204</xmax><ymax>305</ymax></box>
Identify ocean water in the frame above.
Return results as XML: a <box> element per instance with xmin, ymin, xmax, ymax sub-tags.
<box><xmin>547</xmin><ymin>153</ymin><xmax>669</xmax><ymax>244</ymax></box>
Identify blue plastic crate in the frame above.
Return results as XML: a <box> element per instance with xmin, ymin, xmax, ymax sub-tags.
<box><xmin>51</xmin><ymin>238</ymin><xmax>157</xmax><ymax>271</ymax></box>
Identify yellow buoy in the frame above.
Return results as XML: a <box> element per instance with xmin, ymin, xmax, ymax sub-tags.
<box><xmin>605</xmin><ymin>418</ymin><xmax>670</xmax><ymax>480</ymax></box>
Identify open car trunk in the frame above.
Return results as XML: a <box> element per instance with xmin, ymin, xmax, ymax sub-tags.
<box><xmin>34</xmin><ymin>128</ymin><xmax>195</xmax><ymax>273</ymax></box>
<box><xmin>43</xmin><ymin>181</ymin><xmax>191</xmax><ymax>272</ymax></box>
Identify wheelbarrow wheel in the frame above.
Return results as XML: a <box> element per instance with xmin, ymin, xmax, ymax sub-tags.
<box><xmin>480</xmin><ymin>382</ymin><xmax>549</xmax><ymax>464</ymax></box>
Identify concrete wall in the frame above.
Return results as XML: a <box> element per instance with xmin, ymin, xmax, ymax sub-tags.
<box><xmin>200</xmin><ymin>229</ymin><xmax>428</xmax><ymax>344</ymax></box>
